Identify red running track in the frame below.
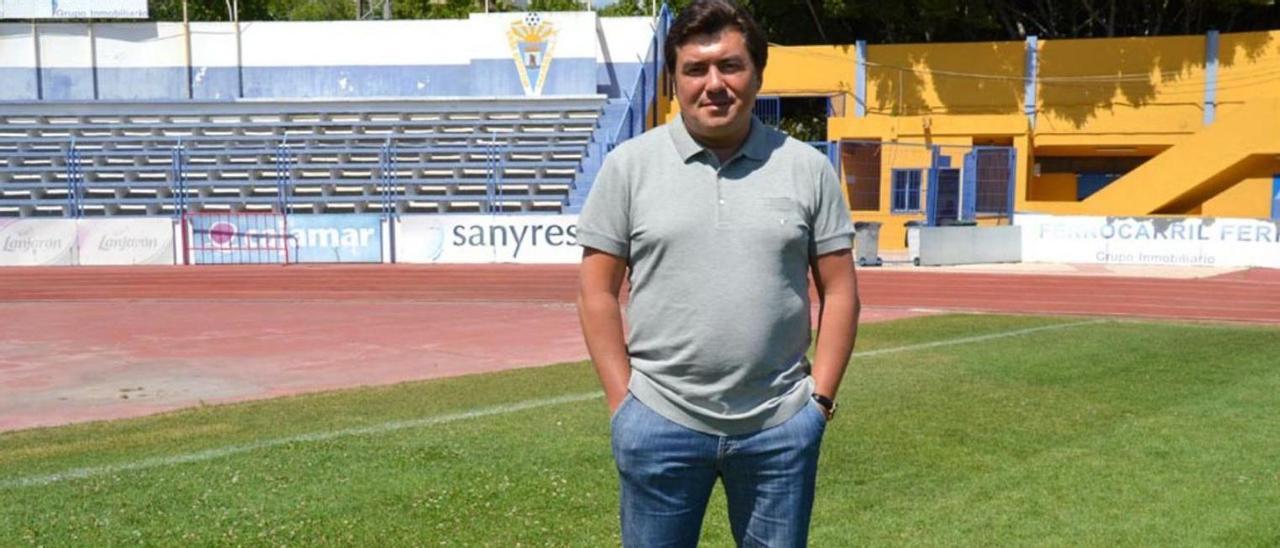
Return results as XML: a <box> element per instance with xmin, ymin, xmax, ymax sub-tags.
<box><xmin>3</xmin><ymin>264</ymin><xmax>1278</xmax><ymax>323</ymax></box>
<box><xmin>1</xmin><ymin>265</ymin><xmax>1276</xmax><ymax>432</ymax></box>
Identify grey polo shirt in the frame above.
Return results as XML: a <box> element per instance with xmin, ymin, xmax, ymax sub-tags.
<box><xmin>577</xmin><ymin>115</ymin><xmax>855</xmax><ymax>436</ymax></box>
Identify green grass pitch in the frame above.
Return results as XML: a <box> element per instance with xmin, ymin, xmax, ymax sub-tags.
<box><xmin>2</xmin><ymin>314</ymin><xmax>1278</xmax><ymax>546</ymax></box>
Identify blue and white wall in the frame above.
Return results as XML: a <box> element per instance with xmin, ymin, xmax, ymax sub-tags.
<box><xmin>0</xmin><ymin>23</ymin><xmax>38</xmax><ymax>99</ymax></box>
<box><xmin>97</xmin><ymin>23</ymin><xmax>188</xmax><ymax>100</ymax></box>
<box><xmin>237</xmin><ymin>20</ymin><xmax>472</xmax><ymax>98</ymax></box>
<box><xmin>596</xmin><ymin>16</ymin><xmax>657</xmax><ymax>98</ymax></box>
<box><xmin>0</xmin><ymin>14</ymin><xmax>655</xmax><ymax>101</ymax></box>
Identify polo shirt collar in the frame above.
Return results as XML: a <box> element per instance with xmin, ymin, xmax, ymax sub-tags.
<box><xmin>670</xmin><ymin>114</ymin><xmax>770</xmax><ymax>164</ymax></box>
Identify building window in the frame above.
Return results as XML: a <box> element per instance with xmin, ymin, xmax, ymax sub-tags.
<box><xmin>891</xmin><ymin>169</ymin><xmax>923</xmax><ymax>212</ymax></box>
<box><xmin>975</xmin><ymin>148</ymin><xmax>1013</xmax><ymax>213</ymax></box>
<box><xmin>840</xmin><ymin>142</ymin><xmax>881</xmax><ymax>211</ymax></box>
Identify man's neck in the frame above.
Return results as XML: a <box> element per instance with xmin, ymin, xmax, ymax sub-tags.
<box><xmin>684</xmin><ymin>116</ymin><xmax>751</xmax><ymax>164</ymax></box>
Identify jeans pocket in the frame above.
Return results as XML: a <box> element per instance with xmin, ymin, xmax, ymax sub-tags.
<box><xmin>610</xmin><ymin>392</ymin><xmax>634</xmax><ymax>426</ymax></box>
<box><xmin>807</xmin><ymin>399</ymin><xmax>829</xmax><ymax>428</ymax></box>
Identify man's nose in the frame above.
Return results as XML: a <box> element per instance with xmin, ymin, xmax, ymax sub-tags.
<box><xmin>705</xmin><ymin>68</ymin><xmax>726</xmax><ymax>93</ymax></box>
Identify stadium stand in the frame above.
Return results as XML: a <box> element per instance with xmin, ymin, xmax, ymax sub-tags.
<box><xmin>0</xmin><ymin>97</ymin><xmax>605</xmax><ymax>216</ymax></box>
<box><xmin>0</xmin><ymin>11</ymin><xmax>671</xmax><ymax>218</ymax></box>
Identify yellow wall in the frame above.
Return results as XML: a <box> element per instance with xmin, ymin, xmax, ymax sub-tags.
<box><xmin>1201</xmin><ymin>177</ymin><xmax>1274</xmax><ymax>218</ymax></box>
<box><xmin>761</xmin><ymin>46</ymin><xmax>856</xmax><ymax>98</ymax></box>
<box><xmin>1029</xmin><ymin>173</ymin><xmax>1077</xmax><ymax>201</ymax></box>
<box><xmin>1215</xmin><ymin>31</ymin><xmax>1280</xmax><ymax>106</ymax></box>
<box><xmin>660</xmin><ymin>32</ymin><xmax>1280</xmax><ymax>251</ymax></box>
<box><xmin>865</xmin><ymin>41</ymin><xmax>1024</xmax><ymax>117</ymax></box>
<box><xmin>1035</xmin><ymin>35</ymin><xmax>1207</xmax><ymax>134</ymax></box>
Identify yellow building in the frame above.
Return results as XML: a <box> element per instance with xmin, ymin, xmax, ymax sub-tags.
<box><xmin>666</xmin><ymin>31</ymin><xmax>1280</xmax><ymax>251</ymax></box>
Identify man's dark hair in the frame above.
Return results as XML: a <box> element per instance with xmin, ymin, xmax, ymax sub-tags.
<box><xmin>663</xmin><ymin>0</ymin><xmax>767</xmax><ymax>77</ymax></box>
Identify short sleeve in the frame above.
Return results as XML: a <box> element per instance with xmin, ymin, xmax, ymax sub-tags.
<box><xmin>810</xmin><ymin>161</ymin><xmax>856</xmax><ymax>256</ymax></box>
<box><xmin>576</xmin><ymin>153</ymin><xmax>631</xmax><ymax>258</ymax></box>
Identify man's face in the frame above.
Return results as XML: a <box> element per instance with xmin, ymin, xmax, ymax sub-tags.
<box><xmin>673</xmin><ymin>28</ymin><xmax>761</xmax><ymax>143</ymax></box>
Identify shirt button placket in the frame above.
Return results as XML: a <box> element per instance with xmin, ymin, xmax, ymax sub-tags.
<box><xmin>715</xmin><ymin>164</ymin><xmax>729</xmax><ymax>228</ymax></box>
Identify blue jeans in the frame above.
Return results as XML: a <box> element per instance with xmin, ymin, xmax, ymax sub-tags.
<box><xmin>610</xmin><ymin>393</ymin><xmax>826</xmax><ymax>547</ymax></box>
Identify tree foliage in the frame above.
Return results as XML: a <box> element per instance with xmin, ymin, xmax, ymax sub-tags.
<box><xmin>747</xmin><ymin>0</ymin><xmax>1280</xmax><ymax>45</ymax></box>
<box><xmin>146</xmin><ymin>0</ymin><xmax>1280</xmax><ymax>42</ymax></box>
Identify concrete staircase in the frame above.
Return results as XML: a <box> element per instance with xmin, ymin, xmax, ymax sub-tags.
<box><xmin>1068</xmin><ymin>99</ymin><xmax>1280</xmax><ymax>215</ymax></box>
<box><xmin>566</xmin><ymin>98</ymin><xmax>632</xmax><ymax>213</ymax></box>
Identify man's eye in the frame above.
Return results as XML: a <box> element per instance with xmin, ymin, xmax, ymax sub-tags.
<box><xmin>683</xmin><ymin>67</ymin><xmax>707</xmax><ymax>76</ymax></box>
<box><xmin>719</xmin><ymin>62</ymin><xmax>743</xmax><ymax>73</ymax></box>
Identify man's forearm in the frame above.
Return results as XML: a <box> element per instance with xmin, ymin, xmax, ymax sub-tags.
<box><xmin>577</xmin><ymin>292</ymin><xmax>631</xmax><ymax>411</ymax></box>
<box><xmin>811</xmin><ymin>290</ymin><xmax>860</xmax><ymax>400</ymax></box>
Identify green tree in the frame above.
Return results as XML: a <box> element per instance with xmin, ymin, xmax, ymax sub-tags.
<box><xmin>599</xmin><ymin>1</ymin><xmax>646</xmax><ymax>16</ymax></box>
<box><xmin>394</xmin><ymin>0</ymin><xmax>478</xmax><ymax>19</ymax></box>
<box><xmin>270</xmin><ymin>0</ymin><xmax>352</xmax><ymax>20</ymax></box>
<box><xmin>527</xmin><ymin>0</ymin><xmax>587</xmax><ymax>11</ymax></box>
<box><xmin>743</xmin><ymin>0</ymin><xmax>1280</xmax><ymax>45</ymax></box>
<box><xmin>145</xmin><ymin>0</ymin><xmax>1280</xmax><ymax>35</ymax></box>
<box><xmin>147</xmin><ymin>0</ymin><xmax>271</xmax><ymax>21</ymax></box>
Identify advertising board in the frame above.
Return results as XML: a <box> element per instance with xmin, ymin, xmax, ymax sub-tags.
<box><xmin>0</xmin><ymin>219</ymin><xmax>76</xmax><ymax>266</ymax></box>
<box><xmin>1018</xmin><ymin>214</ymin><xmax>1280</xmax><ymax>268</ymax></box>
<box><xmin>396</xmin><ymin>214</ymin><xmax>580</xmax><ymax>264</ymax></box>
<box><xmin>77</xmin><ymin>218</ymin><xmax>175</xmax><ymax>265</ymax></box>
<box><xmin>1</xmin><ymin>0</ymin><xmax>147</xmax><ymax>19</ymax></box>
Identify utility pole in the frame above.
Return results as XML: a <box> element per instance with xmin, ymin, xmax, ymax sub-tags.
<box><xmin>230</xmin><ymin>0</ymin><xmax>242</xmax><ymax>98</ymax></box>
<box><xmin>355</xmin><ymin>0</ymin><xmax>392</xmax><ymax>20</ymax></box>
<box><xmin>182</xmin><ymin>0</ymin><xmax>192</xmax><ymax>99</ymax></box>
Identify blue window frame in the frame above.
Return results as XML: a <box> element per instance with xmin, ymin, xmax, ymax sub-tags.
<box><xmin>1272</xmin><ymin>174</ymin><xmax>1279</xmax><ymax>220</ymax></box>
<box><xmin>891</xmin><ymin>169</ymin><xmax>923</xmax><ymax>213</ymax></box>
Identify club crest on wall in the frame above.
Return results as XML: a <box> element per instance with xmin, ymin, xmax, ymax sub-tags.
<box><xmin>508</xmin><ymin>12</ymin><xmax>557</xmax><ymax>96</ymax></box>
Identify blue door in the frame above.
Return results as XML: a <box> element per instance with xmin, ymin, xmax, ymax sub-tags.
<box><xmin>961</xmin><ymin>152</ymin><xmax>978</xmax><ymax>221</ymax></box>
<box><xmin>1078</xmin><ymin>173</ymin><xmax>1120</xmax><ymax>200</ymax></box>
<box><xmin>934</xmin><ymin>169</ymin><xmax>961</xmax><ymax>224</ymax></box>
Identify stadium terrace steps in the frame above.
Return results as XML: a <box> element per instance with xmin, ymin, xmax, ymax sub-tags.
<box><xmin>0</xmin><ymin>192</ymin><xmax>571</xmax><ymax>216</ymax></box>
<box><xmin>566</xmin><ymin>97</ymin><xmax>636</xmax><ymax>214</ymax></box>
<box><xmin>0</xmin><ymin>97</ymin><xmax>607</xmax><ymax>217</ymax></box>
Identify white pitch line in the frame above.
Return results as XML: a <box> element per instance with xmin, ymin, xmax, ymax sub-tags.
<box><xmin>853</xmin><ymin>319</ymin><xmax>1106</xmax><ymax>358</ymax></box>
<box><xmin>2</xmin><ymin>319</ymin><xmax>1103</xmax><ymax>490</ymax></box>
<box><xmin>1</xmin><ymin>392</ymin><xmax>601</xmax><ymax>490</ymax></box>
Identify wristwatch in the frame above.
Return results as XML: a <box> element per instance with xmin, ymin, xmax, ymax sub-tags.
<box><xmin>811</xmin><ymin>393</ymin><xmax>837</xmax><ymax>420</ymax></box>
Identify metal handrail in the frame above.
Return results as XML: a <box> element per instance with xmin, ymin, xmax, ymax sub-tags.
<box><xmin>606</xmin><ymin>4</ymin><xmax>672</xmax><ymax>149</ymax></box>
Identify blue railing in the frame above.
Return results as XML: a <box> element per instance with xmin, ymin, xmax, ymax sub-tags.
<box><xmin>275</xmin><ymin>140</ymin><xmax>293</xmax><ymax>214</ymax></box>
<box><xmin>63</xmin><ymin>138</ymin><xmax>84</xmax><ymax>218</ymax></box>
<box><xmin>485</xmin><ymin>137</ymin><xmax>506</xmax><ymax>214</ymax></box>
<box><xmin>379</xmin><ymin>139</ymin><xmax>397</xmax><ymax>217</ymax></box>
<box><xmin>170</xmin><ymin>140</ymin><xmax>188</xmax><ymax>217</ymax></box>
<box><xmin>607</xmin><ymin>4</ymin><xmax>672</xmax><ymax>149</ymax></box>
<box><xmin>756</xmin><ymin>97</ymin><xmax>781</xmax><ymax>127</ymax></box>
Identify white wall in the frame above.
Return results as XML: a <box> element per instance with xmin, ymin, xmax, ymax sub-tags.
<box><xmin>35</xmin><ymin>23</ymin><xmax>91</xmax><ymax>68</ymax></box>
<box><xmin>94</xmin><ymin>23</ymin><xmax>185</xmax><ymax>68</ymax></box>
<box><xmin>240</xmin><ymin>20</ymin><xmax>473</xmax><ymax>67</ymax></box>
<box><xmin>189</xmin><ymin>22</ymin><xmax>238</xmax><ymax>68</ymax></box>
<box><xmin>597</xmin><ymin>16</ymin><xmax>654</xmax><ymax>64</ymax></box>
<box><xmin>0</xmin><ymin>23</ymin><xmax>35</xmax><ymax>68</ymax></box>
<box><xmin>468</xmin><ymin>11</ymin><xmax>599</xmax><ymax>60</ymax></box>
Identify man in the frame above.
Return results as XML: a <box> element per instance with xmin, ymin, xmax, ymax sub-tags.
<box><xmin>576</xmin><ymin>0</ymin><xmax>860</xmax><ymax>545</ymax></box>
